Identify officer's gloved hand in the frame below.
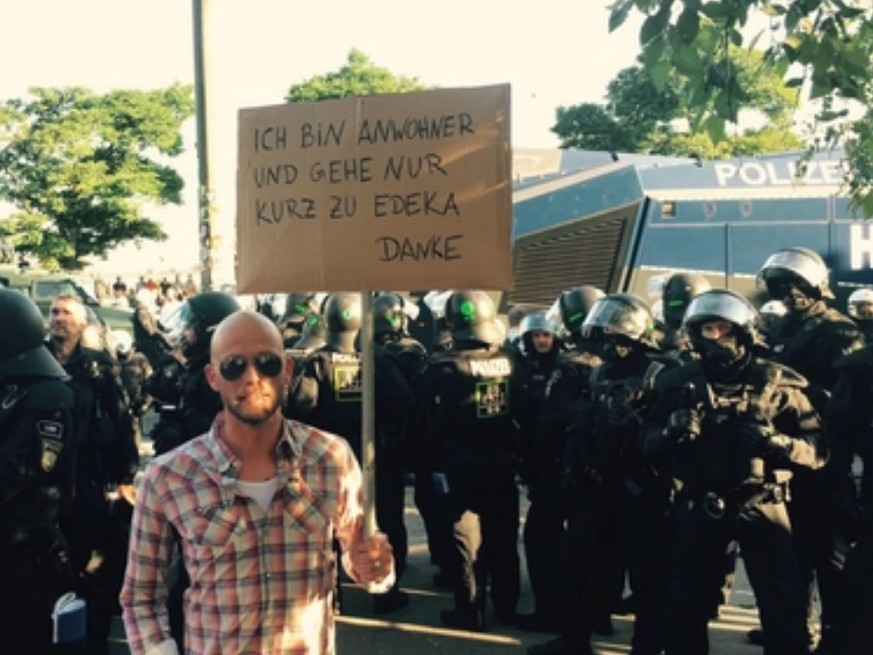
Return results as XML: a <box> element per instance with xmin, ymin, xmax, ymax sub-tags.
<box><xmin>737</xmin><ymin>415</ymin><xmax>792</xmax><ymax>458</ymax></box>
<box><xmin>665</xmin><ymin>408</ymin><xmax>701</xmax><ymax>443</ymax></box>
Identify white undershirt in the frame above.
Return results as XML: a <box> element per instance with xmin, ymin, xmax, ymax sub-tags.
<box><xmin>236</xmin><ymin>476</ymin><xmax>280</xmax><ymax>512</ymax></box>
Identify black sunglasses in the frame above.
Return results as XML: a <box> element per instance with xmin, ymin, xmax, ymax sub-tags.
<box><xmin>218</xmin><ymin>354</ymin><xmax>283</xmax><ymax>381</ymax></box>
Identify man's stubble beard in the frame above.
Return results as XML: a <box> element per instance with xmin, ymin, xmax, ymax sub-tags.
<box><xmin>225</xmin><ymin>391</ymin><xmax>281</xmax><ymax>426</ymax></box>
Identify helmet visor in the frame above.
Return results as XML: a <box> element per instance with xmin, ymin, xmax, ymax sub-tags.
<box><xmin>545</xmin><ymin>298</ymin><xmax>569</xmax><ymax>337</ymax></box>
<box><xmin>159</xmin><ymin>302</ymin><xmax>190</xmax><ymax>345</ymax></box>
<box><xmin>685</xmin><ymin>292</ymin><xmax>755</xmax><ymax>328</ymax></box>
<box><xmin>758</xmin><ymin>250</ymin><xmax>828</xmax><ymax>288</ymax></box>
<box><xmin>582</xmin><ymin>297</ymin><xmax>650</xmax><ymax>340</ymax></box>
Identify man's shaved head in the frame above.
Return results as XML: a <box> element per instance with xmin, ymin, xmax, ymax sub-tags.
<box><xmin>211</xmin><ymin>311</ymin><xmax>283</xmax><ymax>362</ymax></box>
<box><xmin>206</xmin><ymin>310</ymin><xmax>290</xmax><ymax>426</ymax></box>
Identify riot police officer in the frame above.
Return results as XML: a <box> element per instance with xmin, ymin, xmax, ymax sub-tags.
<box><xmin>371</xmin><ymin>292</ymin><xmax>449</xmax><ymax>583</ymax></box>
<box><xmin>660</xmin><ymin>271</ymin><xmax>712</xmax><ymax>353</ymax></box>
<box><xmin>758</xmin><ymin>299</ymin><xmax>788</xmax><ymax>347</ymax></box>
<box><xmin>291</xmin><ymin>312</ymin><xmax>327</xmax><ymax>353</ymax></box>
<box><xmin>548</xmin><ymin>285</ymin><xmax>605</xmax><ymax>347</ymax></box>
<box><xmin>148</xmin><ymin>291</ymin><xmax>241</xmax><ymax>456</ymax></box>
<box><xmin>278</xmin><ymin>291</ymin><xmax>321</xmax><ymax>348</ymax></box>
<box><xmin>530</xmin><ymin>293</ymin><xmax>663</xmax><ymax>655</ymax></box>
<box><xmin>416</xmin><ymin>290</ymin><xmax>530</xmax><ymax>631</ymax></box>
<box><xmin>0</xmin><ymin>290</ymin><xmax>80</xmax><ymax>654</ymax></box>
<box><xmin>846</xmin><ymin>287</ymin><xmax>873</xmax><ymax>342</ymax></box>
<box><xmin>517</xmin><ymin>287</ymin><xmax>603</xmax><ymax>634</ymax></box>
<box><xmin>639</xmin><ymin>289</ymin><xmax>826</xmax><ymax>655</ymax></box>
<box><xmin>47</xmin><ymin>293</ymin><xmax>139</xmax><ymax>655</ymax></box>
<box><xmin>514</xmin><ymin>310</ymin><xmax>567</xmax><ymax>632</ymax></box>
<box><xmin>758</xmin><ymin>246</ymin><xmax>865</xmax><ymax>652</ymax></box>
<box><xmin>286</xmin><ymin>291</ymin><xmax>416</xmax><ymax>614</ymax></box>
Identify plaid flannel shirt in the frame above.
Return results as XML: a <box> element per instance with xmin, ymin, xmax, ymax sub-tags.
<box><xmin>120</xmin><ymin>414</ymin><xmax>364</xmax><ymax>655</ymax></box>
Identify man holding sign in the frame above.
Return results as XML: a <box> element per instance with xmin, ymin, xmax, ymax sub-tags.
<box><xmin>120</xmin><ymin>311</ymin><xmax>394</xmax><ymax>655</ymax></box>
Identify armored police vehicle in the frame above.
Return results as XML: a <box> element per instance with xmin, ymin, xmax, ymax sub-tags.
<box><xmin>508</xmin><ymin>147</ymin><xmax>866</xmax><ymax>310</ymax></box>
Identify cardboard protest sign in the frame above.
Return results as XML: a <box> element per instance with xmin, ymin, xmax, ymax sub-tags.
<box><xmin>236</xmin><ymin>84</ymin><xmax>512</xmax><ymax>293</ymax></box>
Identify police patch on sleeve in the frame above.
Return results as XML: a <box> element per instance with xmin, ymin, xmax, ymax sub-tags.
<box><xmin>37</xmin><ymin>420</ymin><xmax>64</xmax><ymax>440</ymax></box>
<box><xmin>41</xmin><ymin>438</ymin><xmax>64</xmax><ymax>472</ymax></box>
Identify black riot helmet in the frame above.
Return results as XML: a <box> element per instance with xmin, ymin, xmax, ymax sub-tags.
<box><xmin>324</xmin><ymin>292</ymin><xmax>362</xmax><ymax>353</ymax></box>
<box><xmin>281</xmin><ymin>292</ymin><xmax>320</xmax><ymax>328</ymax></box>
<box><xmin>547</xmin><ymin>285</ymin><xmax>605</xmax><ymax>339</ymax></box>
<box><xmin>684</xmin><ymin>289</ymin><xmax>758</xmax><ymax>374</ymax></box>
<box><xmin>373</xmin><ymin>292</ymin><xmax>418</xmax><ymax>340</ymax></box>
<box><xmin>581</xmin><ymin>293</ymin><xmax>656</xmax><ymax>344</ymax></box>
<box><xmin>661</xmin><ymin>272</ymin><xmax>712</xmax><ymax>329</ymax></box>
<box><xmin>0</xmin><ymin>288</ymin><xmax>67</xmax><ymax>378</ymax></box>
<box><xmin>445</xmin><ymin>290</ymin><xmax>503</xmax><ymax>346</ymax></box>
<box><xmin>757</xmin><ymin>247</ymin><xmax>835</xmax><ymax>310</ymax></box>
<box><xmin>292</xmin><ymin>312</ymin><xmax>327</xmax><ymax>353</ymax></box>
<box><xmin>173</xmin><ymin>291</ymin><xmax>241</xmax><ymax>358</ymax></box>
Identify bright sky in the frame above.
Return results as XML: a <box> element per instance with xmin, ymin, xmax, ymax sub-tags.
<box><xmin>2</xmin><ymin>0</ymin><xmax>642</xmax><ymax>282</ymax></box>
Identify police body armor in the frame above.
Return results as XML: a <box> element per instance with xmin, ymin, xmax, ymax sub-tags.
<box><xmin>0</xmin><ymin>379</ymin><xmax>76</xmax><ymax>544</ymax></box>
<box><xmin>769</xmin><ymin>306</ymin><xmax>864</xmax><ymax>411</ymax></box>
<box><xmin>294</xmin><ymin>349</ymin><xmax>364</xmax><ymax>457</ymax></box>
<box><xmin>383</xmin><ymin>337</ymin><xmax>429</xmax><ymax>386</ymax></box>
<box><xmin>570</xmin><ymin>361</ymin><xmax>649</xmax><ymax>495</ymax></box>
<box><xmin>150</xmin><ymin>353</ymin><xmax>220</xmax><ymax>455</ymax></box>
<box><xmin>427</xmin><ymin>346</ymin><xmax>518</xmax><ymax>477</ymax></box>
<box><xmin>662</xmin><ymin>360</ymin><xmax>799</xmax><ymax>511</ymax></box>
<box><xmin>527</xmin><ymin>350</ymin><xmax>596</xmax><ymax>487</ymax></box>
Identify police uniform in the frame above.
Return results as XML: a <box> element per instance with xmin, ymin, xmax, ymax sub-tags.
<box><xmin>515</xmin><ymin>312</ymin><xmax>567</xmax><ymax>631</ymax></box>
<box><xmin>418</xmin><ymin>339</ymin><xmax>528</xmax><ymax>630</ymax></box>
<box><xmin>560</xmin><ymin>352</ymin><xmax>668</xmax><ymax>654</ymax></box>
<box><xmin>379</xmin><ymin>331</ymin><xmax>449</xmax><ymax>581</ymax></box>
<box><xmin>641</xmin><ymin>289</ymin><xmax>826</xmax><ymax>655</ymax></box>
<box><xmin>149</xmin><ymin>350</ymin><xmax>222</xmax><ymax>456</ymax></box>
<box><xmin>528</xmin><ymin>293</ymin><xmax>667</xmax><ymax>655</ymax></box>
<box><xmin>0</xmin><ymin>289</ymin><xmax>81</xmax><ymax>653</ymax></box>
<box><xmin>286</xmin><ymin>292</ymin><xmax>417</xmax><ymax>613</ymax></box>
<box><xmin>643</xmin><ymin>357</ymin><xmax>824</xmax><ymax>655</ymax></box>
<box><xmin>770</xmin><ymin>300</ymin><xmax>864</xmax><ymax>652</ymax></box>
<box><xmin>0</xmin><ymin>378</ymin><xmax>78</xmax><ymax>653</ymax></box>
<box><xmin>49</xmin><ymin>341</ymin><xmax>139</xmax><ymax>655</ymax></box>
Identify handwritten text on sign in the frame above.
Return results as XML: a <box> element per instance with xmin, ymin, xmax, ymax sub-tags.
<box><xmin>236</xmin><ymin>85</ymin><xmax>512</xmax><ymax>293</ymax></box>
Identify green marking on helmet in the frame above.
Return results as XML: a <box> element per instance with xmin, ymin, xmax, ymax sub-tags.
<box><xmin>342</xmin><ymin>309</ymin><xmax>352</xmax><ymax>320</ymax></box>
<box><xmin>295</xmin><ymin>304</ymin><xmax>308</xmax><ymax>313</ymax></box>
<box><xmin>460</xmin><ymin>300</ymin><xmax>476</xmax><ymax>321</ymax></box>
<box><xmin>390</xmin><ymin>315</ymin><xmax>400</xmax><ymax>325</ymax></box>
<box><xmin>667</xmin><ymin>299</ymin><xmax>685</xmax><ymax>307</ymax></box>
<box><xmin>568</xmin><ymin>311</ymin><xmax>584</xmax><ymax>323</ymax></box>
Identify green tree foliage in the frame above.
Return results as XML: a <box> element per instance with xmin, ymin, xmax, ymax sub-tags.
<box><xmin>0</xmin><ymin>84</ymin><xmax>195</xmax><ymax>270</ymax></box>
<box><xmin>286</xmin><ymin>49</ymin><xmax>428</xmax><ymax>103</ymax></box>
<box><xmin>553</xmin><ymin>48</ymin><xmax>803</xmax><ymax>158</ymax></box>
<box><xmin>609</xmin><ymin>0</ymin><xmax>873</xmax><ymax>215</ymax></box>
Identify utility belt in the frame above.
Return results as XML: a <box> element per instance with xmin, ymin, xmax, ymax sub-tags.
<box><xmin>684</xmin><ymin>479</ymin><xmax>792</xmax><ymax>520</ymax></box>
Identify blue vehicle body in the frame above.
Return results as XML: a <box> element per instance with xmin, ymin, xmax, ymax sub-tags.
<box><xmin>508</xmin><ymin>148</ymin><xmax>867</xmax><ymax>311</ymax></box>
